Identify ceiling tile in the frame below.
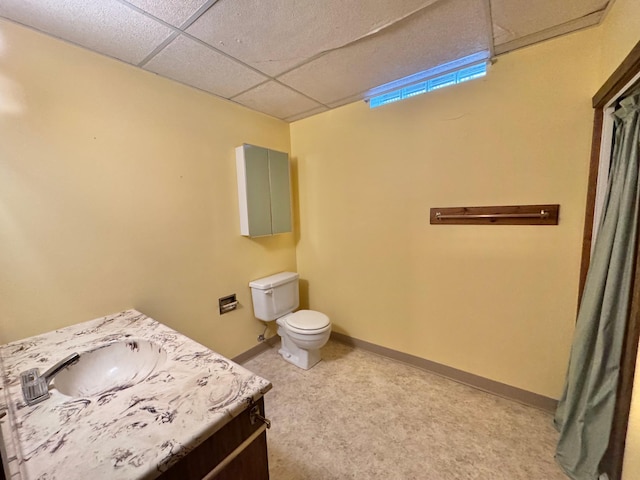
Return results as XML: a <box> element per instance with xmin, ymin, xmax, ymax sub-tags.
<box><xmin>0</xmin><ymin>0</ymin><xmax>174</xmax><ymax>65</ymax></box>
<box><xmin>123</xmin><ymin>0</ymin><xmax>211</xmax><ymax>28</ymax></box>
<box><xmin>144</xmin><ymin>35</ymin><xmax>267</xmax><ymax>98</ymax></box>
<box><xmin>490</xmin><ymin>0</ymin><xmax>610</xmax><ymax>45</ymax></box>
<box><xmin>232</xmin><ymin>81</ymin><xmax>323</xmax><ymax>120</ymax></box>
<box><xmin>186</xmin><ymin>0</ymin><xmax>439</xmax><ymax>77</ymax></box>
<box><xmin>278</xmin><ymin>0</ymin><xmax>490</xmax><ymax>105</ymax></box>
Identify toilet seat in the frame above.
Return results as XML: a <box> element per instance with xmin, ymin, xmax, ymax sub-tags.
<box><xmin>284</xmin><ymin>310</ymin><xmax>330</xmax><ymax>334</ymax></box>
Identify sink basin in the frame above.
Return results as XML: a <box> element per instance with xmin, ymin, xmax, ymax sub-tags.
<box><xmin>54</xmin><ymin>340</ymin><xmax>167</xmax><ymax>397</ymax></box>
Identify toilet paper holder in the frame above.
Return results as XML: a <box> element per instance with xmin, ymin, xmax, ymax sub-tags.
<box><xmin>219</xmin><ymin>294</ymin><xmax>239</xmax><ymax>314</ymax></box>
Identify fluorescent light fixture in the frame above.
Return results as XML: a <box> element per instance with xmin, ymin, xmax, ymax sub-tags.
<box><xmin>366</xmin><ymin>51</ymin><xmax>490</xmax><ymax>109</ymax></box>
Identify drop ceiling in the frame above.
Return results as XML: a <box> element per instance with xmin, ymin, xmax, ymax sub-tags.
<box><xmin>0</xmin><ymin>0</ymin><xmax>612</xmax><ymax>122</ymax></box>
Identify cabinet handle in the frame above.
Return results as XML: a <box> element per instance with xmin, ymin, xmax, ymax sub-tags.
<box><xmin>201</xmin><ymin>423</ymin><xmax>268</xmax><ymax>480</ymax></box>
<box><xmin>249</xmin><ymin>405</ymin><xmax>271</xmax><ymax>429</ymax></box>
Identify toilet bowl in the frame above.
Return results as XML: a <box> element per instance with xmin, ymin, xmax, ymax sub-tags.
<box><xmin>249</xmin><ymin>272</ymin><xmax>331</xmax><ymax>370</ymax></box>
<box><xmin>277</xmin><ymin>310</ymin><xmax>331</xmax><ymax>369</ymax></box>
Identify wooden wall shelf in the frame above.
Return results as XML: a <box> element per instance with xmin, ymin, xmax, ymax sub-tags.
<box><xmin>430</xmin><ymin>204</ymin><xmax>560</xmax><ymax>225</ymax></box>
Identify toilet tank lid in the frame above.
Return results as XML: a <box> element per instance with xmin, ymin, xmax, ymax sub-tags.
<box><xmin>249</xmin><ymin>272</ymin><xmax>299</xmax><ymax>289</ymax></box>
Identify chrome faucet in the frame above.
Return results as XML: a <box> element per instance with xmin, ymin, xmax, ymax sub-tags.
<box><xmin>20</xmin><ymin>353</ymin><xmax>80</xmax><ymax>405</ymax></box>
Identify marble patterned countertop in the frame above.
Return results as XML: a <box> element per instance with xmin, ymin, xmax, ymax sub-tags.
<box><xmin>0</xmin><ymin>309</ymin><xmax>272</xmax><ymax>480</ymax></box>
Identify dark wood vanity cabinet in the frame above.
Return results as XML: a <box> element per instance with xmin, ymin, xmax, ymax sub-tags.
<box><xmin>161</xmin><ymin>397</ymin><xmax>269</xmax><ymax>480</ymax></box>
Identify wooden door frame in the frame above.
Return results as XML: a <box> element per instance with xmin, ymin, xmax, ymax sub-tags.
<box><xmin>578</xmin><ymin>39</ymin><xmax>640</xmax><ymax>480</ymax></box>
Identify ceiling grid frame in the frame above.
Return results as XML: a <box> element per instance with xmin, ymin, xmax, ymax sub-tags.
<box><xmin>0</xmin><ymin>0</ymin><xmax>614</xmax><ymax>121</ymax></box>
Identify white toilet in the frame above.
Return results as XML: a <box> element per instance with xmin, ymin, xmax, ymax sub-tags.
<box><xmin>249</xmin><ymin>272</ymin><xmax>331</xmax><ymax>370</ymax></box>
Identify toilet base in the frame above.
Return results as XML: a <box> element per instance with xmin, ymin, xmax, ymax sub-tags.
<box><xmin>277</xmin><ymin>326</ymin><xmax>322</xmax><ymax>370</ymax></box>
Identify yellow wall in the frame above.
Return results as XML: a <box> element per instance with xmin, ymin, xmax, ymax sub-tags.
<box><xmin>291</xmin><ymin>29</ymin><xmax>601</xmax><ymax>399</ymax></box>
<box><xmin>599</xmin><ymin>0</ymin><xmax>640</xmax><ymax>83</ymax></box>
<box><xmin>598</xmin><ymin>1</ymin><xmax>640</xmax><ymax>479</ymax></box>
<box><xmin>0</xmin><ymin>19</ymin><xmax>296</xmax><ymax>357</ymax></box>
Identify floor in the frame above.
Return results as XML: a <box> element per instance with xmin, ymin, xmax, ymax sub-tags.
<box><xmin>243</xmin><ymin>339</ymin><xmax>568</xmax><ymax>480</ymax></box>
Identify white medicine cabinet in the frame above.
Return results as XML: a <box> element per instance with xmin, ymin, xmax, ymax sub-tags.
<box><xmin>236</xmin><ymin>144</ymin><xmax>292</xmax><ymax>237</ymax></box>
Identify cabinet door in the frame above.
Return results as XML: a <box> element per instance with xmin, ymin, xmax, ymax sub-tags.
<box><xmin>244</xmin><ymin>145</ymin><xmax>273</xmax><ymax>237</ymax></box>
<box><xmin>268</xmin><ymin>149</ymin><xmax>292</xmax><ymax>235</ymax></box>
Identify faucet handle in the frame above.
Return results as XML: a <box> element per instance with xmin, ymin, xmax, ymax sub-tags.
<box><xmin>21</xmin><ymin>368</ymin><xmax>50</xmax><ymax>405</ymax></box>
<box><xmin>20</xmin><ymin>353</ymin><xmax>80</xmax><ymax>406</ymax></box>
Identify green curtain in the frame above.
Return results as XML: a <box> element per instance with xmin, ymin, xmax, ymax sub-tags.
<box><xmin>555</xmin><ymin>91</ymin><xmax>640</xmax><ymax>480</ymax></box>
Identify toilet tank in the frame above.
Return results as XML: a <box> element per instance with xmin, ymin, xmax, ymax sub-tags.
<box><xmin>249</xmin><ymin>272</ymin><xmax>300</xmax><ymax>321</ymax></box>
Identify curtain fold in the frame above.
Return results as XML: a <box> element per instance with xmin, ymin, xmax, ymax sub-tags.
<box><xmin>555</xmin><ymin>91</ymin><xmax>640</xmax><ymax>480</ymax></box>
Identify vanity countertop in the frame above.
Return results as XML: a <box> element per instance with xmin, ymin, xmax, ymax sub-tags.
<box><xmin>0</xmin><ymin>309</ymin><xmax>272</xmax><ymax>480</ymax></box>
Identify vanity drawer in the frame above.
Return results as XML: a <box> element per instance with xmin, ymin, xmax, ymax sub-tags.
<box><xmin>161</xmin><ymin>397</ymin><xmax>269</xmax><ymax>480</ymax></box>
